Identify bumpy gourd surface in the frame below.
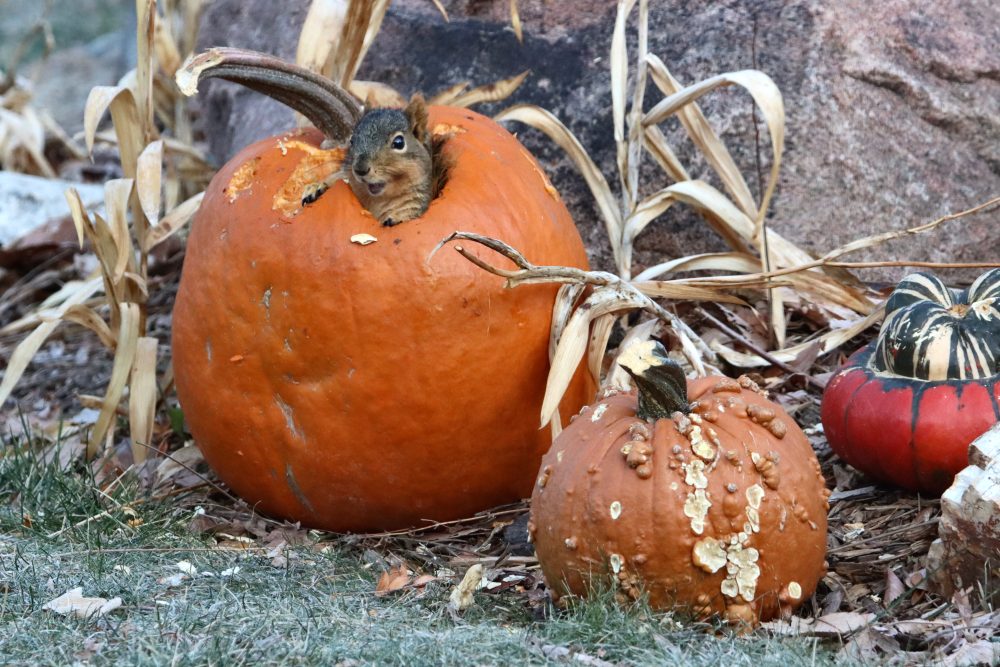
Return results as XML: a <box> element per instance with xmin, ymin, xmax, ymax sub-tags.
<box><xmin>530</xmin><ymin>376</ymin><xmax>829</xmax><ymax>624</ymax></box>
<box><xmin>172</xmin><ymin>106</ymin><xmax>590</xmax><ymax>532</ymax></box>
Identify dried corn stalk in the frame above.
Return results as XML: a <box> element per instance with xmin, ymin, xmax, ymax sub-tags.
<box><xmin>0</xmin><ymin>0</ymin><xmax>206</xmax><ymax>462</ymax></box>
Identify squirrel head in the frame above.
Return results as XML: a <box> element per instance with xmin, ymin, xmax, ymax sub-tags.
<box><xmin>346</xmin><ymin>94</ymin><xmax>432</xmax><ymax>201</ymax></box>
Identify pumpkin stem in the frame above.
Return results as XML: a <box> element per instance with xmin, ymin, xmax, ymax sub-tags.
<box><xmin>618</xmin><ymin>340</ymin><xmax>690</xmax><ymax>420</ymax></box>
<box><xmin>176</xmin><ymin>47</ymin><xmax>362</xmax><ymax>143</ymax></box>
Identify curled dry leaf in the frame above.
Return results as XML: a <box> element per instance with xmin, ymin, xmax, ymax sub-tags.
<box><xmin>144</xmin><ymin>191</ymin><xmax>204</xmax><ymax>252</ymax></box>
<box><xmin>42</xmin><ymin>588</ymin><xmax>122</xmax><ymax>619</ymax></box>
<box><xmin>0</xmin><ymin>278</ymin><xmax>103</xmax><ymax>407</ymax></box>
<box><xmin>445</xmin><ymin>70</ymin><xmax>530</xmax><ymax>109</ymax></box>
<box><xmin>349</xmin><ymin>80</ymin><xmax>406</xmax><ymax>109</ymax></box>
<box><xmin>448</xmin><ymin>564</ymin><xmax>484</xmax><ymax>612</ymax></box>
<box><xmin>494</xmin><ymin>105</ymin><xmax>622</xmax><ymax>256</ymax></box>
<box><xmin>375</xmin><ymin>564</ymin><xmax>412</xmax><ymax>596</ymax></box>
<box><xmin>83</xmin><ymin>86</ymin><xmax>146</xmax><ymax>178</ymax></box>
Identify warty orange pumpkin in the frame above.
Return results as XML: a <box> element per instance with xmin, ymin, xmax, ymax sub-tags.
<box><xmin>171</xmin><ymin>50</ymin><xmax>591</xmax><ymax>532</ymax></box>
<box><xmin>530</xmin><ymin>341</ymin><xmax>829</xmax><ymax>624</ymax></box>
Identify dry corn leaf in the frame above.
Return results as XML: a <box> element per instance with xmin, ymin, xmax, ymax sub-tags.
<box><xmin>144</xmin><ymin>191</ymin><xmax>204</xmax><ymax>252</ymax></box>
<box><xmin>509</xmin><ymin>0</ymin><xmax>523</xmax><ymax>43</ymax></box>
<box><xmin>152</xmin><ymin>9</ymin><xmax>183</xmax><ymax>76</ymax></box>
<box><xmin>624</xmin><ymin>0</ymin><xmax>649</xmax><ymax>209</ymax></box>
<box><xmin>549</xmin><ymin>283</ymin><xmax>585</xmax><ymax>363</ymax></box>
<box><xmin>644</xmin><ymin>55</ymin><xmax>756</xmax><ymax>219</ymax></box>
<box><xmin>446</xmin><ymin>70</ymin><xmax>530</xmax><ymax>109</ymax></box>
<box><xmin>448</xmin><ymin>564</ymin><xmax>483</xmax><ymax>612</ymax></box>
<box><xmin>588</xmin><ymin>313</ymin><xmax>617</xmax><ymax>386</ymax></box>
<box><xmin>324</xmin><ymin>0</ymin><xmax>391</xmax><ymax>87</ymax></box>
<box><xmin>610</xmin><ymin>0</ymin><xmax>639</xmax><ymax>204</ymax></box>
<box><xmin>84</xmin><ymin>85</ymin><xmax>146</xmax><ymax>178</ymax></box>
<box><xmin>58</xmin><ymin>305</ymin><xmax>117</xmax><ymax>349</ymax></box>
<box><xmin>104</xmin><ymin>179</ymin><xmax>136</xmax><ymax>284</ymax></box>
<box><xmin>0</xmin><ymin>279</ymin><xmax>103</xmax><ymax>407</ymax></box>
<box><xmin>429</xmin><ymin>0</ymin><xmax>449</xmax><ymax>21</ymax></box>
<box><xmin>136</xmin><ymin>140</ymin><xmax>163</xmax><ymax>229</ymax></box>
<box><xmin>136</xmin><ymin>0</ymin><xmax>156</xmax><ymax>134</ymax></box>
<box><xmin>349</xmin><ymin>80</ymin><xmax>406</xmax><ymax>109</ymax></box>
<box><xmin>605</xmin><ymin>317</ymin><xmax>660</xmax><ymax>389</ymax></box>
<box><xmin>128</xmin><ymin>337</ymin><xmax>159</xmax><ymax>463</ymax></box>
<box><xmin>428</xmin><ymin>81</ymin><xmax>472</xmax><ymax>107</ymax></box>
<box><xmin>712</xmin><ymin>307</ymin><xmax>883</xmax><ymax>368</ymax></box>
<box><xmin>645</xmin><ymin>66</ymin><xmax>784</xmax><ymax>235</ymax></box>
<box><xmin>633</xmin><ymin>252</ymin><xmax>761</xmax><ymax>282</ymax></box>
<box><xmin>541</xmin><ymin>288</ymin><xmax>647</xmax><ymax>427</ymax></box>
<box><xmin>88</xmin><ymin>303</ymin><xmax>141</xmax><ymax>458</ymax></box>
<box><xmin>296</xmin><ymin>0</ymin><xmax>349</xmax><ymax>73</ymax></box>
<box><xmin>495</xmin><ymin>104</ymin><xmax>622</xmax><ymax>256</ymax></box>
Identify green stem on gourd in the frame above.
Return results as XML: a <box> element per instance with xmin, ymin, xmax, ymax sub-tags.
<box><xmin>618</xmin><ymin>340</ymin><xmax>690</xmax><ymax>420</ymax></box>
<box><xmin>176</xmin><ymin>47</ymin><xmax>362</xmax><ymax>143</ymax></box>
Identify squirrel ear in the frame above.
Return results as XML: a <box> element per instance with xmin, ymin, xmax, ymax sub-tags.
<box><xmin>405</xmin><ymin>94</ymin><xmax>429</xmax><ymax>144</ymax></box>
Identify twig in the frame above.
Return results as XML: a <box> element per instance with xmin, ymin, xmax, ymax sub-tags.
<box><xmin>697</xmin><ymin>308</ymin><xmax>825</xmax><ymax>389</ymax></box>
<box><xmin>354</xmin><ymin>506</ymin><xmax>528</xmax><ymax>539</ymax></box>
<box><xmin>134</xmin><ymin>440</ymin><xmax>240</xmax><ymax>504</ymax></box>
<box><xmin>680</xmin><ymin>195</ymin><xmax>1000</xmax><ymax>287</ymax></box>
<box><xmin>434</xmin><ymin>231</ymin><xmax>717</xmax><ymax>367</ymax></box>
<box><xmin>826</xmin><ymin>261</ymin><xmax>1000</xmax><ymax>270</ymax></box>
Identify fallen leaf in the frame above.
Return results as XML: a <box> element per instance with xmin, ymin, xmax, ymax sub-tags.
<box><xmin>763</xmin><ymin>611</ymin><xmax>875</xmax><ymax>637</ymax></box>
<box><xmin>375</xmin><ymin>564</ymin><xmax>411</xmax><ymax>596</ymax></box>
<box><xmin>176</xmin><ymin>560</ymin><xmax>198</xmax><ymax>576</ymax></box>
<box><xmin>884</xmin><ymin>569</ymin><xmax>906</xmax><ymax>607</ymax></box>
<box><xmin>157</xmin><ymin>573</ymin><xmax>188</xmax><ymax>588</ymax></box>
<box><xmin>448</xmin><ymin>563</ymin><xmax>483</xmax><ymax>612</ymax></box>
<box><xmin>42</xmin><ymin>588</ymin><xmax>122</xmax><ymax>618</ymax></box>
<box><xmin>940</xmin><ymin>640</ymin><xmax>1000</xmax><ymax>667</ymax></box>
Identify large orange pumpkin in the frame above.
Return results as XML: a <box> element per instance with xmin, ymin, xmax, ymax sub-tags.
<box><xmin>530</xmin><ymin>341</ymin><xmax>829</xmax><ymax>624</ymax></box>
<box><xmin>172</xmin><ymin>68</ymin><xmax>591</xmax><ymax>531</ymax></box>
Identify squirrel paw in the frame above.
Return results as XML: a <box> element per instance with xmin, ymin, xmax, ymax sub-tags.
<box><xmin>301</xmin><ymin>182</ymin><xmax>328</xmax><ymax>205</ymax></box>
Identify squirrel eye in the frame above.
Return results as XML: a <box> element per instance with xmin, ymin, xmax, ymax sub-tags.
<box><xmin>391</xmin><ymin>134</ymin><xmax>405</xmax><ymax>150</ymax></box>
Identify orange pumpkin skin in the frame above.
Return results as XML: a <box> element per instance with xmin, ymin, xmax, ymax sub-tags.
<box><xmin>172</xmin><ymin>106</ymin><xmax>591</xmax><ymax>532</ymax></box>
<box><xmin>530</xmin><ymin>376</ymin><xmax>830</xmax><ymax>624</ymax></box>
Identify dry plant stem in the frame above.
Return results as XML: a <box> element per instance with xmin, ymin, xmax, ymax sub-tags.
<box><xmin>177</xmin><ymin>47</ymin><xmax>361</xmax><ymax>143</ymax></box>
<box><xmin>827</xmin><ymin>261</ymin><xmax>1000</xmax><ymax>270</ymax></box>
<box><xmin>435</xmin><ymin>231</ymin><xmax>715</xmax><ymax>362</ymax></box>
<box><xmin>679</xmin><ymin>195</ymin><xmax>1000</xmax><ymax>289</ymax></box>
<box><xmin>697</xmin><ymin>309</ymin><xmax>825</xmax><ymax>390</ymax></box>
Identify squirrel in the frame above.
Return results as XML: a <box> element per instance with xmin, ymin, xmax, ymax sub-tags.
<box><xmin>302</xmin><ymin>94</ymin><xmax>448</xmax><ymax>226</ymax></box>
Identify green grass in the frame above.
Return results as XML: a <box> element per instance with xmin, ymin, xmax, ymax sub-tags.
<box><xmin>0</xmin><ymin>426</ymin><xmax>848</xmax><ymax>666</ymax></box>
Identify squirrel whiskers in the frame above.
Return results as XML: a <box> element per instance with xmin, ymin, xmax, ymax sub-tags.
<box><xmin>302</xmin><ymin>94</ymin><xmax>448</xmax><ymax>226</ymax></box>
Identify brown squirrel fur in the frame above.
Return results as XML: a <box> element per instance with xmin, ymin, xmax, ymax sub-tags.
<box><xmin>302</xmin><ymin>94</ymin><xmax>448</xmax><ymax>226</ymax></box>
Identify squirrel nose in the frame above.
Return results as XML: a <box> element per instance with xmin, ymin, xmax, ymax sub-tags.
<box><xmin>353</xmin><ymin>162</ymin><xmax>370</xmax><ymax>177</ymax></box>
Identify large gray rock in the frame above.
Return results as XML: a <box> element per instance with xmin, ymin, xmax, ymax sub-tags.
<box><xmin>0</xmin><ymin>171</ymin><xmax>104</xmax><ymax>246</ymax></box>
<box><xmin>195</xmin><ymin>0</ymin><xmax>1000</xmax><ymax>281</ymax></box>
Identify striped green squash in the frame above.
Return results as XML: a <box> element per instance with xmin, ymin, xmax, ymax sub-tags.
<box><xmin>873</xmin><ymin>269</ymin><xmax>1000</xmax><ymax>380</ymax></box>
